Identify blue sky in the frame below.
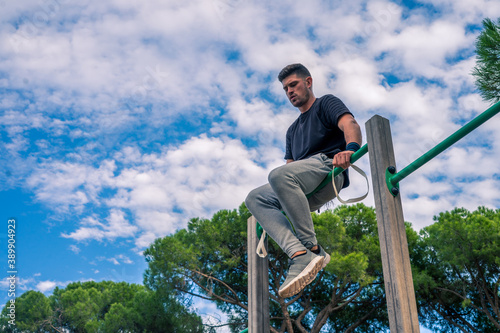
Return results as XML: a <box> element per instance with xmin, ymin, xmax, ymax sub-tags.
<box><xmin>1</xmin><ymin>0</ymin><xmax>500</xmax><ymax>330</ymax></box>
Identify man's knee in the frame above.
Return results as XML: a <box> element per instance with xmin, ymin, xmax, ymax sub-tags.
<box><xmin>245</xmin><ymin>188</ymin><xmax>260</xmax><ymax>211</ymax></box>
<box><xmin>268</xmin><ymin>165</ymin><xmax>288</xmax><ymax>187</ymax></box>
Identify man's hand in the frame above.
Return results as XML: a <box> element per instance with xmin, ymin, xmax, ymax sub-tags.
<box><xmin>332</xmin><ymin>150</ymin><xmax>354</xmax><ymax>170</ymax></box>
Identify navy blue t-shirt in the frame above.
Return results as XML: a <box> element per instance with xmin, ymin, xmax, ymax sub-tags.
<box><xmin>284</xmin><ymin>94</ymin><xmax>353</xmax><ymax>188</ymax></box>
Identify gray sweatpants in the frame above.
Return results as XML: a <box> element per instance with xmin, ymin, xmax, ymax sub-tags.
<box><xmin>245</xmin><ymin>153</ymin><xmax>344</xmax><ymax>258</ymax></box>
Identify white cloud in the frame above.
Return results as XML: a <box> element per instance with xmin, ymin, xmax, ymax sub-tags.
<box><xmin>36</xmin><ymin>280</ymin><xmax>57</xmax><ymax>293</ymax></box>
<box><xmin>62</xmin><ymin>209</ymin><xmax>138</xmax><ymax>242</ymax></box>
<box><xmin>26</xmin><ymin>133</ymin><xmax>277</xmax><ymax>248</ymax></box>
<box><xmin>134</xmin><ymin>231</ymin><xmax>158</xmax><ymax>249</ymax></box>
<box><xmin>69</xmin><ymin>245</ymin><xmax>80</xmax><ymax>254</ymax></box>
<box><xmin>26</xmin><ymin>159</ymin><xmax>116</xmax><ymax>211</ymax></box>
<box><xmin>372</xmin><ymin>20</ymin><xmax>472</xmax><ymax>75</ymax></box>
<box><xmin>94</xmin><ymin>254</ymin><xmax>135</xmax><ymax>266</ymax></box>
<box><xmin>1</xmin><ymin>0</ymin><xmax>498</xmax><ymax>252</ymax></box>
<box><xmin>0</xmin><ymin>276</ymin><xmax>36</xmax><ymax>294</ymax></box>
<box><xmin>331</xmin><ymin>57</ymin><xmax>390</xmax><ymax>111</ymax></box>
<box><xmin>116</xmin><ymin>254</ymin><xmax>133</xmax><ymax>265</ymax></box>
<box><xmin>1</xmin><ymin>3</ymin><xmax>500</xmax><ymax>328</ymax></box>
<box><xmin>109</xmin><ymin>258</ymin><xmax>120</xmax><ymax>265</ymax></box>
<box><xmin>193</xmin><ymin>297</ymin><xmax>231</xmax><ymax>333</ymax></box>
<box><xmin>418</xmin><ymin>0</ymin><xmax>500</xmax><ymax>24</ymax></box>
<box><xmin>226</xmin><ymin>98</ymin><xmax>296</xmax><ymax>146</ymax></box>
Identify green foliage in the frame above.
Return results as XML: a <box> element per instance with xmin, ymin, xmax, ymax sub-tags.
<box><xmin>1</xmin><ymin>280</ymin><xmax>204</xmax><ymax>333</ymax></box>
<box><xmin>309</xmin><ymin>204</ymin><xmax>387</xmax><ymax>333</ymax></box>
<box><xmin>472</xmin><ymin>18</ymin><xmax>500</xmax><ymax>103</ymax></box>
<box><xmin>102</xmin><ymin>303</ymin><xmax>135</xmax><ymax>332</ymax></box>
<box><xmin>56</xmin><ymin>285</ymin><xmax>102</xmax><ymax>331</ymax></box>
<box><xmin>144</xmin><ymin>203</ymin><xmax>389</xmax><ymax>332</ymax></box>
<box><xmin>3</xmin><ymin>204</ymin><xmax>497</xmax><ymax>332</ymax></box>
<box><xmin>144</xmin><ymin>203</ymin><xmax>250</xmax><ymax>332</ymax></box>
<box><xmin>414</xmin><ymin>207</ymin><xmax>500</xmax><ymax>332</ymax></box>
<box><xmin>0</xmin><ymin>290</ymin><xmax>52</xmax><ymax>332</ymax></box>
<box><xmin>133</xmin><ymin>288</ymin><xmax>205</xmax><ymax>333</ymax></box>
<box><xmin>319</xmin><ymin>204</ymin><xmax>381</xmax><ymax>285</ymax></box>
<box><xmin>144</xmin><ymin>202</ymin><xmax>499</xmax><ymax>332</ymax></box>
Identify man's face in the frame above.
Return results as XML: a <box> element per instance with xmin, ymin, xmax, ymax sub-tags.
<box><xmin>281</xmin><ymin>74</ymin><xmax>311</xmax><ymax>108</ymax></box>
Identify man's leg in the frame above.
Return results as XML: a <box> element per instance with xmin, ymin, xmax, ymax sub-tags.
<box><xmin>245</xmin><ymin>183</ymin><xmax>304</xmax><ymax>258</ymax></box>
<box><xmin>267</xmin><ymin>153</ymin><xmax>333</xmax><ymax>250</ymax></box>
<box><xmin>306</xmin><ymin>172</ymin><xmax>344</xmax><ymax>267</ymax></box>
<box><xmin>245</xmin><ymin>153</ymin><xmax>341</xmax><ymax>298</ymax></box>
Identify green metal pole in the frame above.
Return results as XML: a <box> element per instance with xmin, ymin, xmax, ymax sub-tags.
<box><xmin>388</xmin><ymin>100</ymin><xmax>500</xmax><ymax>193</ymax></box>
<box><xmin>257</xmin><ymin>144</ymin><xmax>368</xmax><ymax>235</ymax></box>
<box><xmin>336</xmin><ymin>143</ymin><xmax>369</xmax><ymax>176</ymax></box>
<box><xmin>306</xmin><ymin>143</ymin><xmax>368</xmax><ymax>198</ymax></box>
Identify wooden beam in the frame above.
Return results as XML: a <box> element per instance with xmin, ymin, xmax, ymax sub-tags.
<box><xmin>247</xmin><ymin>216</ymin><xmax>270</xmax><ymax>332</ymax></box>
<box><xmin>366</xmin><ymin>115</ymin><xmax>420</xmax><ymax>332</ymax></box>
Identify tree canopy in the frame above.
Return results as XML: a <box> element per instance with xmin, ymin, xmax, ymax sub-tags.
<box><xmin>144</xmin><ymin>203</ymin><xmax>499</xmax><ymax>333</ymax></box>
<box><xmin>472</xmin><ymin>17</ymin><xmax>500</xmax><ymax>103</ymax></box>
<box><xmin>1</xmin><ymin>204</ymin><xmax>498</xmax><ymax>332</ymax></box>
<box><xmin>0</xmin><ymin>280</ymin><xmax>204</xmax><ymax>333</ymax></box>
<box><xmin>144</xmin><ymin>203</ymin><xmax>389</xmax><ymax>332</ymax></box>
<box><xmin>413</xmin><ymin>207</ymin><xmax>500</xmax><ymax>332</ymax></box>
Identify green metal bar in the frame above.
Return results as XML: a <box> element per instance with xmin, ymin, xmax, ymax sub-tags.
<box><xmin>389</xmin><ymin>100</ymin><xmax>500</xmax><ymax>189</ymax></box>
<box><xmin>306</xmin><ymin>143</ymin><xmax>368</xmax><ymax>198</ymax></box>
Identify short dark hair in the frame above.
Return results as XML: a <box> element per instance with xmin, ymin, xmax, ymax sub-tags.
<box><xmin>278</xmin><ymin>63</ymin><xmax>311</xmax><ymax>82</ymax></box>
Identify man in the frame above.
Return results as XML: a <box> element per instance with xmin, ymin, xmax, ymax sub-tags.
<box><xmin>245</xmin><ymin>63</ymin><xmax>362</xmax><ymax>298</ymax></box>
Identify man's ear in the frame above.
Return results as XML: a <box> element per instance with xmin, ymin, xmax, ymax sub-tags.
<box><xmin>306</xmin><ymin>76</ymin><xmax>313</xmax><ymax>89</ymax></box>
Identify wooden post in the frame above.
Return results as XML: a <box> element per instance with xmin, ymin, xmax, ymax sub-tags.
<box><xmin>366</xmin><ymin>115</ymin><xmax>420</xmax><ymax>332</ymax></box>
<box><xmin>247</xmin><ymin>216</ymin><xmax>270</xmax><ymax>332</ymax></box>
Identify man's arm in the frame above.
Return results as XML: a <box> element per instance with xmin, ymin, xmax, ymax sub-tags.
<box><xmin>332</xmin><ymin>113</ymin><xmax>362</xmax><ymax>169</ymax></box>
<box><xmin>286</xmin><ymin>159</ymin><xmax>294</xmax><ymax>164</ymax></box>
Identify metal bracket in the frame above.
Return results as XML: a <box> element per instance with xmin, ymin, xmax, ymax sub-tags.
<box><xmin>386</xmin><ymin>166</ymin><xmax>399</xmax><ymax>196</ymax></box>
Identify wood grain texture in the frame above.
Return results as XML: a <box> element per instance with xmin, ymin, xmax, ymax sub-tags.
<box><xmin>247</xmin><ymin>216</ymin><xmax>270</xmax><ymax>332</ymax></box>
<box><xmin>366</xmin><ymin>115</ymin><xmax>420</xmax><ymax>332</ymax></box>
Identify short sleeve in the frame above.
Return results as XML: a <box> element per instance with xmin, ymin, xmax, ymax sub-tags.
<box><xmin>284</xmin><ymin>127</ymin><xmax>293</xmax><ymax>160</ymax></box>
<box><xmin>317</xmin><ymin>95</ymin><xmax>352</xmax><ymax>129</ymax></box>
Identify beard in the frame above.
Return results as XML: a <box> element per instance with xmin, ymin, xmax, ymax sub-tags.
<box><xmin>291</xmin><ymin>89</ymin><xmax>310</xmax><ymax>108</ymax></box>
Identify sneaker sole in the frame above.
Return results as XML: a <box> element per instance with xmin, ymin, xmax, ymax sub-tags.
<box><xmin>278</xmin><ymin>256</ymin><xmax>324</xmax><ymax>298</ymax></box>
<box><xmin>322</xmin><ymin>252</ymin><xmax>331</xmax><ymax>269</ymax></box>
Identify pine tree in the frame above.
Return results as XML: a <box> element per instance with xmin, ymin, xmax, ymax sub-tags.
<box><xmin>472</xmin><ymin>18</ymin><xmax>500</xmax><ymax>103</ymax></box>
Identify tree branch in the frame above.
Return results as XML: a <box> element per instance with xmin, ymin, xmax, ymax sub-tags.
<box><xmin>344</xmin><ymin>301</ymin><xmax>380</xmax><ymax>333</ymax></box>
<box><xmin>434</xmin><ymin>306</ymin><xmax>479</xmax><ymax>333</ymax></box>
<box><xmin>435</xmin><ymin>285</ymin><xmax>500</xmax><ymax>328</ymax></box>
<box><xmin>188</xmin><ymin>269</ymin><xmax>248</xmax><ymax>311</ymax></box>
